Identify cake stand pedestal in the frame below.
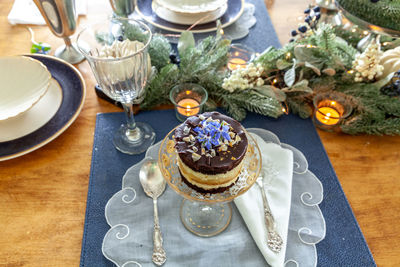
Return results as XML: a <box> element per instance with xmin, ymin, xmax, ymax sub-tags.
<box><xmin>158</xmin><ymin>128</ymin><xmax>262</xmax><ymax>237</ymax></box>
<box><xmin>180</xmin><ymin>200</ymin><xmax>232</xmax><ymax>237</ymax></box>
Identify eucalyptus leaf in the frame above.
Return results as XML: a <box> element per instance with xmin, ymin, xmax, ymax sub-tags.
<box><xmin>178</xmin><ymin>31</ymin><xmax>195</xmax><ymax>56</ymax></box>
<box><xmin>294</xmin><ymin>45</ymin><xmax>324</xmax><ymax>68</ymax></box>
<box><xmin>322</xmin><ymin>68</ymin><xmax>336</xmax><ymax>76</ymax></box>
<box><xmin>284</xmin><ymin>60</ymin><xmax>296</xmax><ymax>87</ymax></box>
<box><xmin>290</xmin><ymin>80</ymin><xmax>313</xmax><ymax>93</ymax></box>
<box><xmin>216</xmin><ymin>20</ymin><xmax>223</xmax><ymax>40</ymax></box>
<box><xmin>305</xmin><ymin>61</ymin><xmax>321</xmax><ymax>76</ymax></box>
<box><xmin>276</xmin><ymin>59</ymin><xmax>293</xmax><ymax>70</ymax></box>
<box><xmin>253</xmin><ymin>85</ymin><xmax>286</xmax><ymax>101</ymax></box>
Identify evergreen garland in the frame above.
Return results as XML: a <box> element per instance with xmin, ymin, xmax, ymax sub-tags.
<box><xmin>141</xmin><ymin>30</ymin><xmax>284</xmax><ymax>121</ymax></box>
<box><xmin>95</xmin><ymin>17</ymin><xmax>400</xmax><ymax>135</ymax></box>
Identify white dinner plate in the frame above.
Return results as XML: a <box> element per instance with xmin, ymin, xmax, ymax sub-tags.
<box><xmin>136</xmin><ymin>0</ymin><xmax>244</xmax><ymax>33</ymax></box>
<box><xmin>153</xmin><ymin>1</ymin><xmax>228</xmax><ymax>25</ymax></box>
<box><xmin>155</xmin><ymin>0</ymin><xmax>227</xmax><ymax>14</ymax></box>
<box><xmin>0</xmin><ymin>78</ymin><xmax>63</xmax><ymax>142</ymax></box>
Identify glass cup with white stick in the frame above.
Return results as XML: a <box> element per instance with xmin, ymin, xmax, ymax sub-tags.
<box><xmin>77</xmin><ymin>18</ymin><xmax>156</xmax><ymax>154</ymax></box>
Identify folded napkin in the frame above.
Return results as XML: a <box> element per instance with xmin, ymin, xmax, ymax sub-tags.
<box><xmin>8</xmin><ymin>0</ymin><xmax>87</xmax><ymax>25</ymax></box>
<box><xmin>234</xmin><ymin>134</ymin><xmax>293</xmax><ymax>267</ymax></box>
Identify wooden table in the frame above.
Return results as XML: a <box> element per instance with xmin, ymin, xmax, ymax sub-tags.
<box><xmin>0</xmin><ymin>0</ymin><xmax>399</xmax><ymax>266</ymax></box>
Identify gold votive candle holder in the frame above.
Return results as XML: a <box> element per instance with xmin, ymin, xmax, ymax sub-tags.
<box><xmin>170</xmin><ymin>83</ymin><xmax>208</xmax><ymax>122</ymax></box>
<box><xmin>227</xmin><ymin>44</ymin><xmax>255</xmax><ymax>71</ymax></box>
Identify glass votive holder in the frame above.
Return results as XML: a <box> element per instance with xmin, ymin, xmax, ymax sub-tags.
<box><xmin>169</xmin><ymin>83</ymin><xmax>208</xmax><ymax>122</ymax></box>
<box><xmin>227</xmin><ymin>43</ymin><xmax>255</xmax><ymax>71</ymax></box>
<box><xmin>312</xmin><ymin>93</ymin><xmax>352</xmax><ymax>132</ymax></box>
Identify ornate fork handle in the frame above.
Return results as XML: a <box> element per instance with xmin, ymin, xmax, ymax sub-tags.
<box><xmin>152</xmin><ymin>198</ymin><xmax>166</xmax><ymax>266</ymax></box>
<box><xmin>256</xmin><ymin>178</ymin><xmax>283</xmax><ymax>253</ymax></box>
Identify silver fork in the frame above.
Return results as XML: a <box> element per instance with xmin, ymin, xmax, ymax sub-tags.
<box><xmin>256</xmin><ymin>177</ymin><xmax>283</xmax><ymax>253</ymax></box>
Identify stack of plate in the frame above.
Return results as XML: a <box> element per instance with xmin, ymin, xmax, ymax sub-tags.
<box><xmin>0</xmin><ymin>55</ymin><xmax>85</xmax><ymax>161</ymax></box>
<box><xmin>136</xmin><ymin>0</ymin><xmax>244</xmax><ymax>33</ymax></box>
<box><xmin>152</xmin><ymin>0</ymin><xmax>228</xmax><ymax>25</ymax></box>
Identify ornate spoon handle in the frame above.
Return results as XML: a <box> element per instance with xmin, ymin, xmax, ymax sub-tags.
<box><xmin>152</xmin><ymin>198</ymin><xmax>166</xmax><ymax>266</ymax></box>
<box><xmin>256</xmin><ymin>178</ymin><xmax>283</xmax><ymax>253</ymax></box>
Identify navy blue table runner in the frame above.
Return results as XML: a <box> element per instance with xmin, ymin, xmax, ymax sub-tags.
<box><xmin>80</xmin><ymin>0</ymin><xmax>376</xmax><ymax>266</ymax></box>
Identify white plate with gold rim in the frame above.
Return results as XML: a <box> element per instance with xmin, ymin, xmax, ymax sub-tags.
<box><xmin>155</xmin><ymin>0</ymin><xmax>227</xmax><ymax>14</ymax></box>
<box><xmin>0</xmin><ymin>56</ymin><xmax>51</xmax><ymax>121</ymax></box>
<box><xmin>153</xmin><ymin>1</ymin><xmax>228</xmax><ymax>25</ymax></box>
<box><xmin>136</xmin><ymin>0</ymin><xmax>244</xmax><ymax>33</ymax></box>
<box><xmin>0</xmin><ymin>78</ymin><xmax>63</xmax><ymax>142</ymax></box>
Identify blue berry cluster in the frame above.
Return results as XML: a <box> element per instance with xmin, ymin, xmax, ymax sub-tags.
<box><xmin>289</xmin><ymin>6</ymin><xmax>321</xmax><ymax>42</ymax></box>
<box><xmin>169</xmin><ymin>53</ymin><xmax>180</xmax><ymax>65</ymax></box>
<box><xmin>381</xmin><ymin>71</ymin><xmax>400</xmax><ymax>97</ymax></box>
<box><xmin>194</xmin><ymin>119</ymin><xmax>231</xmax><ymax>150</ymax></box>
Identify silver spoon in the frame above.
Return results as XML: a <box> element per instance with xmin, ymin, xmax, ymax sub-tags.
<box><xmin>139</xmin><ymin>159</ymin><xmax>167</xmax><ymax>266</ymax></box>
<box><xmin>256</xmin><ymin>177</ymin><xmax>283</xmax><ymax>253</ymax></box>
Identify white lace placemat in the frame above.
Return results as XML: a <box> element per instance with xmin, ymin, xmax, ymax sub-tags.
<box><xmin>102</xmin><ymin>128</ymin><xmax>325</xmax><ymax>267</ymax></box>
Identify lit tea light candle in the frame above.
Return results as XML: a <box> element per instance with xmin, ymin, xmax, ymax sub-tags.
<box><xmin>170</xmin><ymin>83</ymin><xmax>208</xmax><ymax>122</ymax></box>
<box><xmin>315</xmin><ymin>106</ymin><xmax>340</xmax><ymax>125</ymax></box>
<box><xmin>177</xmin><ymin>98</ymin><xmax>200</xmax><ymax>117</ymax></box>
<box><xmin>227</xmin><ymin>57</ymin><xmax>247</xmax><ymax>70</ymax></box>
<box><xmin>313</xmin><ymin>95</ymin><xmax>352</xmax><ymax>132</ymax></box>
<box><xmin>227</xmin><ymin>44</ymin><xmax>255</xmax><ymax>71</ymax></box>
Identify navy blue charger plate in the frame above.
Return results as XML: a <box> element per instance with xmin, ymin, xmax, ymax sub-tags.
<box><xmin>0</xmin><ymin>55</ymin><xmax>86</xmax><ymax>161</ymax></box>
<box><xmin>136</xmin><ymin>0</ymin><xmax>244</xmax><ymax>33</ymax></box>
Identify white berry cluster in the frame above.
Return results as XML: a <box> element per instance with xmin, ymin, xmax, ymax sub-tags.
<box><xmin>352</xmin><ymin>41</ymin><xmax>384</xmax><ymax>82</ymax></box>
<box><xmin>222</xmin><ymin>63</ymin><xmax>265</xmax><ymax>92</ymax></box>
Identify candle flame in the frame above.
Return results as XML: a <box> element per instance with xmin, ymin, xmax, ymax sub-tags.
<box><xmin>185</xmin><ymin>90</ymin><xmax>191</xmax><ymax>95</ymax></box>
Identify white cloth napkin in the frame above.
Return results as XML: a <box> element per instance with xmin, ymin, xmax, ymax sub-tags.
<box><xmin>234</xmin><ymin>134</ymin><xmax>293</xmax><ymax>267</ymax></box>
<box><xmin>7</xmin><ymin>0</ymin><xmax>87</xmax><ymax>25</ymax></box>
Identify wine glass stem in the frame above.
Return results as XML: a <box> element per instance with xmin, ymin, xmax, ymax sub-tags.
<box><xmin>63</xmin><ymin>37</ymin><xmax>72</xmax><ymax>47</ymax></box>
<box><xmin>122</xmin><ymin>103</ymin><xmax>142</xmax><ymax>142</ymax></box>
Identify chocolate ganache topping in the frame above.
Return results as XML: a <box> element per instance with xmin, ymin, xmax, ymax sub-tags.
<box><xmin>174</xmin><ymin>112</ymin><xmax>248</xmax><ymax>174</ymax></box>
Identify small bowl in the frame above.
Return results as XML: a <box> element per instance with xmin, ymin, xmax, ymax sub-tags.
<box><xmin>0</xmin><ymin>56</ymin><xmax>51</xmax><ymax>121</ymax></box>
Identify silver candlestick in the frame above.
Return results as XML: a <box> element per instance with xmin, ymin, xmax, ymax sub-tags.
<box><xmin>33</xmin><ymin>0</ymin><xmax>87</xmax><ymax>64</ymax></box>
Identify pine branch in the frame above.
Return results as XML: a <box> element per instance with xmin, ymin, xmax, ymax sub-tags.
<box><xmin>141</xmin><ymin>64</ymin><xmax>179</xmax><ymax>110</ymax></box>
<box><xmin>210</xmin><ymin>89</ymin><xmax>283</xmax><ymax>120</ymax></box>
<box><xmin>286</xmin><ymin>95</ymin><xmax>313</xmax><ymax>118</ymax></box>
<box><xmin>342</xmin><ymin>118</ymin><xmax>400</xmax><ymax>135</ymax></box>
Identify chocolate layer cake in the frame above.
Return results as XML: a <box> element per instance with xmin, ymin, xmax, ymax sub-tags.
<box><xmin>174</xmin><ymin>112</ymin><xmax>248</xmax><ymax>193</ymax></box>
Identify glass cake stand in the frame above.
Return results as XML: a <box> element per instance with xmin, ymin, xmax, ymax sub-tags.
<box><xmin>158</xmin><ymin>127</ymin><xmax>262</xmax><ymax>237</ymax></box>
<box><xmin>336</xmin><ymin>2</ymin><xmax>400</xmax><ymax>37</ymax></box>
<box><xmin>336</xmin><ymin>1</ymin><xmax>400</xmax><ymax>50</ymax></box>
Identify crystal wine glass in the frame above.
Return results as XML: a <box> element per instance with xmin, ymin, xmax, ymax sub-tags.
<box><xmin>77</xmin><ymin>18</ymin><xmax>155</xmax><ymax>154</ymax></box>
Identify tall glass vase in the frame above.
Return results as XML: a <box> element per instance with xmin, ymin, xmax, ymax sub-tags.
<box><xmin>77</xmin><ymin>18</ymin><xmax>155</xmax><ymax>154</ymax></box>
